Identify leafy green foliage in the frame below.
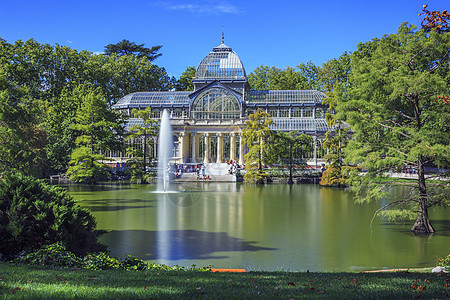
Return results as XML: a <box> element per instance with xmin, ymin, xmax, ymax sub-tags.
<box><xmin>248</xmin><ymin>65</ymin><xmax>317</xmax><ymax>90</ymax></box>
<box><xmin>0</xmin><ymin>70</ymin><xmax>47</xmax><ymax>177</ymax></box>
<box><xmin>336</xmin><ymin>23</ymin><xmax>450</xmax><ymax>232</ymax></box>
<box><xmin>274</xmin><ymin>131</ymin><xmax>313</xmax><ymax>184</ymax></box>
<box><xmin>104</xmin><ymin>39</ymin><xmax>162</xmax><ymax>61</ymax></box>
<box><xmin>0</xmin><ymin>174</ymin><xmax>105</xmax><ymax>259</ymax></box>
<box><xmin>243</xmin><ymin>109</ymin><xmax>275</xmax><ymax>183</ymax></box>
<box><xmin>125</xmin><ymin>108</ymin><xmax>159</xmax><ymax>184</ymax></box>
<box><xmin>83</xmin><ymin>252</ymin><xmax>121</xmax><ymax>270</ymax></box>
<box><xmin>0</xmin><ymin>37</ymin><xmax>174</xmax><ymax>178</ymax></box>
<box><xmin>175</xmin><ymin>66</ymin><xmax>196</xmax><ymax>91</ymax></box>
<box><xmin>437</xmin><ymin>254</ymin><xmax>450</xmax><ymax>271</ymax></box>
<box><xmin>14</xmin><ymin>243</ymin><xmax>211</xmax><ymax>272</ymax></box>
<box><xmin>66</xmin><ymin>85</ymin><xmax>125</xmax><ymax>184</ymax></box>
<box><xmin>14</xmin><ymin>242</ymin><xmax>82</xmax><ymax>268</ymax></box>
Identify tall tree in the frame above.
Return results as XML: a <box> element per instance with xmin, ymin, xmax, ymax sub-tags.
<box><xmin>338</xmin><ymin>23</ymin><xmax>450</xmax><ymax>233</ymax></box>
<box><xmin>175</xmin><ymin>66</ymin><xmax>196</xmax><ymax>91</ymax></box>
<box><xmin>242</xmin><ymin>108</ymin><xmax>275</xmax><ymax>184</ymax></box>
<box><xmin>125</xmin><ymin>107</ymin><xmax>159</xmax><ymax>183</ymax></box>
<box><xmin>319</xmin><ymin>53</ymin><xmax>352</xmax><ymax>187</ymax></box>
<box><xmin>104</xmin><ymin>39</ymin><xmax>162</xmax><ymax>61</ymax></box>
<box><xmin>0</xmin><ymin>71</ymin><xmax>47</xmax><ymax>178</ymax></box>
<box><xmin>275</xmin><ymin>131</ymin><xmax>313</xmax><ymax>184</ymax></box>
<box><xmin>67</xmin><ymin>85</ymin><xmax>125</xmax><ymax>184</ymax></box>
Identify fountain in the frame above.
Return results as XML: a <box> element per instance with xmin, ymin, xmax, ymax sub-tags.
<box><xmin>157</xmin><ymin>109</ymin><xmax>173</xmax><ymax>192</ymax></box>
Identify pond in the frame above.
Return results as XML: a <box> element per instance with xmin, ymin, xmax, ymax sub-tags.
<box><xmin>66</xmin><ymin>182</ymin><xmax>449</xmax><ymax>272</ymax></box>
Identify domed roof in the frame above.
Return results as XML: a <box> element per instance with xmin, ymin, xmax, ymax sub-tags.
<box><xmin>194</xmin><ymin>43</ymin><xmax>247</xmax><ymax>81</ymax></box>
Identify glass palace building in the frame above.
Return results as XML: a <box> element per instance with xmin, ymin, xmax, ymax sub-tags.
<box><xmin>112</xmin><ymin>42</ymin><xmax>335</xmax><ymax>166</ymax></box>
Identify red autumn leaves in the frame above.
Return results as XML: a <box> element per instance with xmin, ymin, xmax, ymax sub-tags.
<box><xmin>419</xmin><ymin>5</ymin><xmax>450</xmax><ymax>33</ymax></box>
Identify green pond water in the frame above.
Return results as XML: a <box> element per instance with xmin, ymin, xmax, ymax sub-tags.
<box><xmin>65</xmin><ymin>182</ymin><xmax>449</xmax><ymax>272</ymax></box>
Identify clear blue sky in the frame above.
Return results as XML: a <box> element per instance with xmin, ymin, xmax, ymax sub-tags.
<box><xmin>1</xmin><ymin>0</ymin><xmax>447</xmax><ymax>79</ymax></box>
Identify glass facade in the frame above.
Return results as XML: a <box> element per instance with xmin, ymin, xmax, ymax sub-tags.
<box><xmin>112</xmin><ymin>41</ymin><xmax>346</xmax><ymax>164</ymax></box>
<box><xmin>194</xmin><ymin>44</ymin><xmax>246</xmax><ymax>81</ymax></box>
<box><xmin>191</xmin><ymin>87</ymin><xmax>241</xmax><ymax>120</ymax></box>
<box><xmin>248</xmin><ymin>90</ymin><xmax>326</xmax><ymax>104</ymax></box>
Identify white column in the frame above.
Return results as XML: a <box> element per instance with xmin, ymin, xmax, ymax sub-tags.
<box><xmin>191</xmin><ymin>132</ymin><xmax>197</xmax><ymax>163</ymax></box>
<box><xmin>178</xmin><ymin>132</ymin><xmax>186</xmax><ymax>164</ymax></box>
<box><xmin>204</xmin><ymin>133</ymin><xmax>210</xmax><ymax>164</ymax></box>
<box><xmin>239</xmin><ymin>133</ymin><xmax>245</xmax><ymax>166</ymax></box>
<box><xmin>217</xmin><ymin>133</ymin><xmax>223</xmax><ymax>163</ymax></box>
<box><xmin>230</xmin><ymin>132</ymin><xmax>236</xmax><ymax>162</ymax></box>
<box><xmin>313</xmin><ymin>135</ymin><xmax>317</xmax><ymax>168</ymax></box>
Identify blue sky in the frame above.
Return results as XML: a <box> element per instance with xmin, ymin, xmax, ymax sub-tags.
<box><xmin>1</xmin><ymin>0</ymin><xmax>448</xmax><ymax>79</ymax></box>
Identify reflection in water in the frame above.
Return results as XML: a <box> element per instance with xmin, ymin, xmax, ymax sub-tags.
<box><xmin>105</xmin><ymin>229</ymin><xmax>275</xmax><ymax>261</ymax></box>
<box><xmin>68</xmin><ymin>183</ymin><xmax>450</xmax><ymax>272</ymax></box>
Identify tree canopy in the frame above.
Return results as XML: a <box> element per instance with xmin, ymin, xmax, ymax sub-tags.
<box><xmin>104</xmin><ymin>39</ymin><xmax>163</xmax><ymax>61</ymax></box>
<box><xmin>337</xmin><ymin>23</ymin><xmax>450</xmax><ymax>233</ymax></box>
<box><xmin>66</xmin><ymin>85</ymin><xmax>125</xmax><ymax>184</ymax></box>
<box><xmin>242</xmin><ymin>109</ymin><xmax>275</xmax><ymax>183</ymax></box>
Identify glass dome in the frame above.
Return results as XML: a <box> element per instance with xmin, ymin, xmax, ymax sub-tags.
<box><xmin>191</xmin><ymin>87</ymin><xmax>241</xmax><ymax>119</ymax></box>
<box><xmin>194</xmin><ymin>43</ymin><xmax>247</xmax><ymax>81</ymax></box>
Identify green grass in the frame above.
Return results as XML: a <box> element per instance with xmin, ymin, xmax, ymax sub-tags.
<box><xmin>0</xmin><ymin>262</ymin><xmax>448</xmax><ymax>299</ymax></box>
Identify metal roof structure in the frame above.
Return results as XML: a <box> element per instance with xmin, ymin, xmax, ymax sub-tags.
<box><xmin>112</xmin><ymin>41</ymin><xmax>341</xmax><ymax>134</ymax></box>
<box><xmin>193</xmin><ymin>43</ymin><xmax>247</xmax><ymax>81</ymax></box>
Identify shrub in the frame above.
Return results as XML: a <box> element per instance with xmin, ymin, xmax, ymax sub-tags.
<box><xmin>14</xmin><ymin>242</ymin><xmax>81</xmax><ymax>268</ymax></box>
<box><xmin>0</xmin><ymin>173</ymin><xmax>105</xmax><ymax>259</ymax></box>
<box><xmin>438</xmin><ymin>254</ymin><xmax>450</xmax><ymax>271</ymax></box>
<box><xmin>14</xmin><ymin>243</ymin><xmax>213</xmax><ymax>272</ymax></box>
<box><xmin>83</xmin><ymin>252</ymin><xmax>121</xmax><ymax>270</ymax></box>
<box><xmin>121</xmin><ymin>255</ymin><xmax>150</xmax><ymax>270</ymax></box>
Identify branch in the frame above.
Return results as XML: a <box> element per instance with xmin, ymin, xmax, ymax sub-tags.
<box><xmin>394</xmin><ymin>110</ymin><xmax>415</xmax><ymax>121</ymax></box>
<box><xmin>418</xmin><ymin>92</ymin><xmax>438</xmax><ymax>102</ymax></box>
<box><xmin>370</xmin><ymin>199</ymin><xmax>416</xmax><ymax>232</ymax></box>
<box><xmin>429</xmin><ymin>49</ymin><xmax>450</xmax><ymax>74</ymax></box>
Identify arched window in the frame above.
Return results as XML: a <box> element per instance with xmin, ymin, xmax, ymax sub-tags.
<box><xmin>191</xmin><ymin>88</ymin><xmax>240</xmax><ymax>119</ymax></box>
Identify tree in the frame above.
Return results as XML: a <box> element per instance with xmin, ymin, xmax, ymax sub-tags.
<box><xmin>275</xmin><ymin>131</ymin><xmax>313</xmax><ymax>184</ymax></box>
<box><xmin>104</xmin><ymin>39</ymin><xmax>162</xmax><ymax>61</ymax></box>
<box><xmin>419</xmin><ymin>5</ymin><xmax>450</xmax><ymax>33</ymax></box>
<box><xmin>319</xmin><ymin>57</ymin><xmax>352</xmax><ymax>187</ymax></box>
<box><xmin>175</xmin><ymin>66</ymin><xmax>196</xmax><ymax>91</ymax></box>
<box><xmin>242</xmin><ymin>108</ymin><xmax>275</xmax><ymax>183</ymax></box>
<box><xmin>338</xmin><ymin>23</ymin><xmax>450</xmax><ymax>233</ymax></box>
<box><xmin>66</xmin><ymin>85</ymin><xmax>125</xmax><ymax>184</ymax></box>
<box><xmin>0</xmin><ymin>70</ymin><xmax>47</xmax><ymax>178</ymax></box>
<box><xmin>125</xmin><ymin>107</ymin><xmax>159</xmax><ymax>183</ymax></box>
<box><xmin>320</xmin><ymin>126</ymin><xmax>351</xmax><ymax>187</ymax></box>
<box><xmin>248</xmin><ymin>65</ymin><xmax>314</xmax><ymax>90</ymax></box>
<box><xmin>0</xmin><ymin>173</ymin><xmax>105</xmax><ymax>258</ymax></box>
<box><xmin>297</xmin><ymin>61</ymin><xmax>321</xmax><ymax>90</ymax></box>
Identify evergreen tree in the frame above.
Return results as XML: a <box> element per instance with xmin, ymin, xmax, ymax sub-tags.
<box><xmin>67</xmin><ymin>85</ymin><xmax>125</xmax><ymax>184</ymax></box>
<box><xmin>242</xmin><ymin>108</ymin><xmax>275</xmax><ymax>184</ymax></box>
<box><xmin>275</xmin><ymin>131</ymin><xmax>313</xmax><ymax>184</ymax></box>
<box><xmin>338</xmin><ymin>23</ymin><xmax>450</xmax><ymax>233</ymax></box>
<box><xmin>104</xmin><ymin>39</ymin><xmax>162</xmax><ymax>61</ymax></box>
<box><xmin>125</xmin><ymin>107</ymin><xmax>159</xmax><ymax>183</ymax></box>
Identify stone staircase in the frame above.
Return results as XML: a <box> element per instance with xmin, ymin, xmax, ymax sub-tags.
<box><xmin>175</xmin><ymin>163</ymin><xmax>235</xmax><ymax>182</ymax></box>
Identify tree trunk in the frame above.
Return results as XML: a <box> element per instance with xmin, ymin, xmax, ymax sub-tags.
<box><xmin>142</xmin><ymin>133</ymin><xmax>148</xmax><ymax>184</ymax></box>
<box><xmin>410</xmin><ymin>157</ymin><xmax>435</xmax><ymax>234</ymax></box>
<box><xmin>288</xmin><ymin>141</ymin><xmax>294</xmax><ymax>184</ymax></box>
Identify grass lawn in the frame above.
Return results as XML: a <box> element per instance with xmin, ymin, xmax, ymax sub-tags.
<box><xmin>0</xmin><ymin>262</ymin><xmax>448</xmax><ymax>299</ymax></box>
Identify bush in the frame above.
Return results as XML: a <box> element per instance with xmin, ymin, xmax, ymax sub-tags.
<box><xmin>13</xmin><ymin>243</ymin><xmax>213</xmax><ymax>272</ymax></box>
<box><xmin>14</xmin><ymin>242</ymin><xmax>81</xmax><ymax>268</ymax></box>
<box><xmin>0</xmin><ymin>173</ymin><xmax>105</xmax><ymax>259</ymax></box>
<box><xmin>438</xmin><ymin>254</ymin><xmax>450</xmax><ymax>271</ymax></box>
<box><xmin>83</xmin><ymin>252</ymin><xmax>121</xmax><ymax>270</ymax></box>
